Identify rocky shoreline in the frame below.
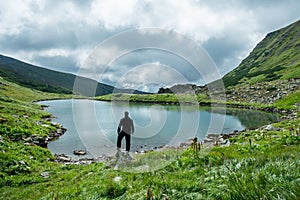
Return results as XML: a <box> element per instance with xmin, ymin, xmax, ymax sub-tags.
<box><xmin>226</xmin><ymin>79</ymin><xmax>300</xmax><ymax>104</ymax></box>
<box><xmin>54</xmin><ymin>153</ymin><xmax>113</xmax><ymax>165</ymax></box>
<box><xmin>23</xmin><ymin>121</ymin><xmax>67</xmax><ymax>148</ymax></box>
<box><xmin>49</xmin><ymin>128</ymin><xmax>245</xmax><ymax>165</ymax></box>
<box><xmin>158</xmin><ymin>79</ymin><xmax>300</xmax><ymax>106</ymax></box>
<box><xmin>50</xmin><ymin>117</ymin><xmax>298</xmax><ymax>166</ymax></box>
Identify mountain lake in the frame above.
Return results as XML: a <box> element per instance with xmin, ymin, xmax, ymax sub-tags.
<box><xmin>38</xmin><ymin>99</ymin><xmax>279</xmax><ymax>158</ymax></box>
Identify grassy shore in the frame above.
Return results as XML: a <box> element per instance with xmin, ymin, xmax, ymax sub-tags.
<box><xmin>1</xmin><ymin>78</ymin><xmax>299</xmax><ymax>199</ymax></box>
<box><xmin>96</xmin><ymin>92</ymin><xmax>300</xmax><ymax>113</ymax></box>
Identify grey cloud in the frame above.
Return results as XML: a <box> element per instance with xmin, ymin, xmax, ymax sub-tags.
<box><xmin>203</xmin><ymin>33</ymin><xmax>251</xmax><ymax>74</ymax></box>
<box><xmin>0</xmin><ymin>26</ymin><xmax>77</xmax><ymax>51</ymax></box>
<box><xmin>0</xmin><ymin>0</ymin><xmax>299</xmax><ymax>92</ymax></box>
<box><xmin>32</xmin><ymin>55</ymin><xmax>79</xmax><ymax>74</ymax></box>
<box><xmin>80</xmin><ymin>29</ymin><xmax>219</xmax><ymax>90</ymax></box>
<box><xmin>113</xmin><ymin>63</ymin><xmax>189</xmax><ymax>92</ymax></box>
<box><xmin>109</xmin><ymin>49</ymin><xmax>203</xmax><ymax>82</ymax></box>
<box><xmin>0</xmin><ymin>22</ymin><xmax>116</xmax><ymax>52</ymax></box>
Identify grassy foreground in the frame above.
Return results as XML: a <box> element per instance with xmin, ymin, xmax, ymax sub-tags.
<box><xmin>0</xmin><ymin>77</ymin><xmax>299</xmax><ymax>199</ymax></box>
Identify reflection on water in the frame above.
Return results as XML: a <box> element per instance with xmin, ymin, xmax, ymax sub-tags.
<box><xmin>208</xmin><ymin>107</ymin><xmax>279</xmax><ymax>129</ymax></box>
<box><xmin>39</xmin><ymin>99</ymin><xmax>279</xmax><ymax>157</ymax></box>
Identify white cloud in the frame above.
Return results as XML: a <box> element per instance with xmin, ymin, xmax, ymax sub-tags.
<box><xmin>115</xmin><ymin>62</ymin><xmax>187</xmax><ymax>92</ymax></box>
<box><xmin>0</xmin><ymin>0</ymin><xmax>33</xmax><ymax>35</ymax></box>
<box><xmin>90</xmin><ymin>0</ymin><xmax>139</xmax><ymax>29</ymax></box>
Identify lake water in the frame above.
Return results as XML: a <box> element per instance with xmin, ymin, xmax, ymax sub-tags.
<box><xmin>39</xmin><ymin>99</ymin><xmax>279</xmax><ymax>157</ymax></box>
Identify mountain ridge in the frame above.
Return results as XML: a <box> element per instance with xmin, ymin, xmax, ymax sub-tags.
<box><xmin>222</xmin><ymin>19</ymin><xmax>300</xmax><ymax>87</ymax></box>
<box><xmin>0</xmin><ymin>54</ymin><xmax>147</xmax><ymax>96</ymax></box>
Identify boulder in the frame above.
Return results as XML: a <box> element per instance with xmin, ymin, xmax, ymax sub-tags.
<box><xmin>265</xmin><ymin>124</ymin><xmax>280</xmax><ymax>131</ymax></box>
<box><xmin>220</xmin><ymin>139</ymin><xmax>231</xmax><ymax>147</ymax></box>
<box><xmin>56</xmin><ymin>155</ymin><xmax>71</xmax><ymax>162</ymax></box>
<box><xmin>41</xmin><ymin>172</ymin><xmax>49</xmax><ymax>178</ymax></box>
<box><xmin>73</xmin><ymin>150</ymin><xmax>87</xmax><ymax>156</ymax></box>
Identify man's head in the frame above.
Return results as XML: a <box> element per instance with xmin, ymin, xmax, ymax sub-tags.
<box><xmin>124</xmin><ymin>111</ymin><xmax>129</xmax><ymax>117</ymax></box>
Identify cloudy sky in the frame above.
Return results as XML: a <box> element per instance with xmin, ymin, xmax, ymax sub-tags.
<box><xmin>0</xmin><ymin>0</ymin><xmax>299</xmax><ymax>92</ymax></box>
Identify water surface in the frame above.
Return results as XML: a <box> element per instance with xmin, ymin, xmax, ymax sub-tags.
<box><xmin>39</xmin><ymin>99</ymin><xmax>279</xmax><ymax>157</ymax></box>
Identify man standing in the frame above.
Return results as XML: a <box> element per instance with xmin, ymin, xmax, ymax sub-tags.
<box><xmin>117</xmin><ymin>111</ymin><xmax>134</xmax><ymax>152</ymax></box>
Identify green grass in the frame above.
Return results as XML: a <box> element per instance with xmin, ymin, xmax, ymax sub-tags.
<box><xmin>97</xmin><ymin>92</ymin><xmax>293</xmax><ymax>114</ymax></box>
<box><xmin>96</xmin><ymin>93</ymin><xmax>208</xmax><ymax>104</ymax></box>
<box><xmin>0</xmin><ymin>77</ymin><xmax>73</xmax><ymax>102</ymax></box>
<box><xmin>245</xmin><ymin>74</ymin><xmax>266</xmax><ymax>84</ymax></box>
<box><xmin>275</xmin><ymin>89</ymin><xmax>300</xmax><ymax>110</ymax></box>
<box><xmin>0</xmin><ymin>99</ymin><xmax>57</xmax><ymax>139</ymax></box>
<box><xmin>0</xmin><ymin>77</ymin><xmax>73</xmax><ymax>140</ymax></box>
<box><xmin>109</xmin><ymin>148</ymin><xmax>186</xmax><ymax>173</ymax></box>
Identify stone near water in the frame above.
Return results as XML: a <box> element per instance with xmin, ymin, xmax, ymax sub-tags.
<box><xmin>73</xmin><ymin>150</ymin><xmax>87</xmax><ymax>155</ymax></box>
<box><xmin>57</xmin><ymin>155</ymin><xmax>71</xmax><ymax>162</ymax></box>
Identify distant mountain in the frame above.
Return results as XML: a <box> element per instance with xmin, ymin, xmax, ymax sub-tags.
<box><xmin>158</xmin><ymin>19</ymin><xmax>300</xmax><ymax>104</ymax></box>
<box><xmin>222</xmin><ymin>19</ymin><xmax>300</xmax><ymax>87</ymax></box>
<box><xmin>0</xmin><ymin>55</ymin><xmax>146</xmax><ymax>96</ymax></box>
<box><xmin>219</xmin><ymin>19</ymin><xmax>300</xmax><ymax>104</ymax></box>
<box><xmin>162</xmin><ymin>19</ymin><xmax>300</xmax><ymax>90</ymax></box>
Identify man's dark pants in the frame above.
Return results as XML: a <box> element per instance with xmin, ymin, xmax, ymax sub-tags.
<box><xmin>117</xmin><ymin>131</ymin><xmax>131</xmax><ymax>151</ymax></box>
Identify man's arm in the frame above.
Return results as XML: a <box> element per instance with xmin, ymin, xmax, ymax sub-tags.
<box><xmin>117</xmin><ymin>120</ymin><xmax>122</xmax><ymax>134</ymax></box>
<box><xmin>131</xmin><ymin>119</ymin><xmax>134</xmax><ymax>134</ymax></box>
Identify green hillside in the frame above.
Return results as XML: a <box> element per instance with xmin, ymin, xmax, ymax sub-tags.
<box><xmin>156</xmin><ymin>19</ymin><xmax>300</xmax><ymax>107</ymax></box>
<box><xmin>0</xmin><ymin>55</ymin><xmax>146</xmax><ymax>96</ymax></box>
<box><xmin>223</xmin><ymin>19</ymin><xmax>300</xmax><ymax>87</ymax></box>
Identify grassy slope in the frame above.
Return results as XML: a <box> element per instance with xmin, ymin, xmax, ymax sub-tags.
<box><xmin>0</xmin><ymin>77</ymin><xmax>77</xmax><ymax>140</ymax></box>
<box><xmin>0</xmin><ymin>54</ymin><xmax>148</xmax><ymax>96</ymax></box>
<box><xmin>0</xmin><ymin>55</ymin><xmax>119</xmax><ymax>96</ymax></box>
<box><xmin>275</xmin><ymin>89</ymin><xmax>300</xmax><ymax>110</ymax></box>
<box><xmin>0</xmin><ymin>77</ymin><xmax>72</xmax><ymax>102</ymax></box>
<box><xmin>0</xmin><ymin>77</ymin><xmax>299</xmax><ymax>199</ymax></box>
<box><xmin>222</xmin><ymin>19</ymin><xmax>300</xmax><ymax>87</ymax></box>
<box><xmin>0</xmin><ymin>77</ymin><xmax>71</xmax><ymax>191</ymax></box>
